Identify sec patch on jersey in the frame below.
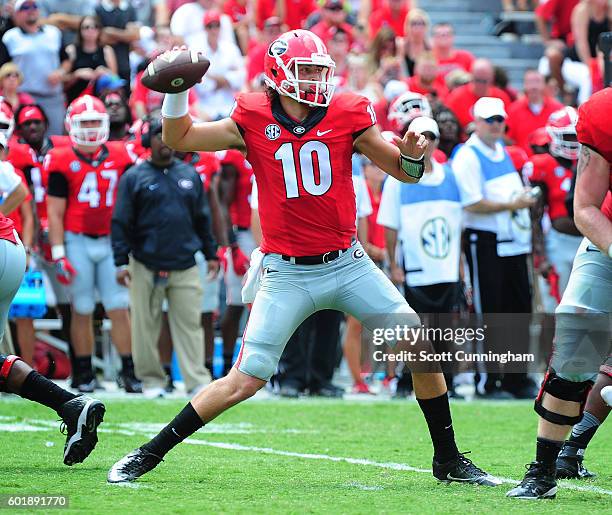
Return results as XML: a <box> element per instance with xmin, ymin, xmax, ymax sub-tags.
<box><xmin>142</xmin><ymin>50</ymin><xmax>210</xmax><ymax>93</ymax></box>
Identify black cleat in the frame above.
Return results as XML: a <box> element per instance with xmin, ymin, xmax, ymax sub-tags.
<box><xmin>433</xmin><ymin>452</ymin><xmax>502</xmax><ymax>486</ymax></box>
<box><xmin>118</xmin><ymin>370</ymin><xmax>143</xmax><ymax>394</ymax></box>
<box><xmin>58</xmin><ymin>395</ymin><xmax>105</xmax><ymax>466</ymax></box>
<box><xmin>556</xmin><ymin>444</ymin><xmax>596</xmax><ymax>479</ymax></box>
<box><xmin>107</xmin><ymin>448</ymin><xmax>163</xmax><ymax>483</ymax></box>
<box><xmin>506</xmin><ymin>462</ymin><xmax>557</xmax><ymax>499</ymax></box>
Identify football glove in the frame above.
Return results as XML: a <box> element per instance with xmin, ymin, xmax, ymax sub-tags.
<box><xmin>230</xmin><ymin>245</ymin><xmax>249</xmax><ymax>276</ymax></box>
<box><xmin>55</xmin><ymin>257</ymin><xmax>77</xmax><ymax>285</ymax></box>
<box><xmin>216</xmin><ymin>246</ymin><xmax>229</xmax><ymax>272</ymax></box>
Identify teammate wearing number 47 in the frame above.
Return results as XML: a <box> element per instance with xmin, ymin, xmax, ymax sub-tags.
<box><xmin>108</xmin><ymin>30</ymin><xmax>499</xmax><ymax>486</ymax></box>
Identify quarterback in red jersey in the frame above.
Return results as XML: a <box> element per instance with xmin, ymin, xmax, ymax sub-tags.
<box><xmin>109</xmin><ymin>30</ymin><xmax>499</xmax><ymax>487</ymax></box>
<box><xmin>216</xmin><ymin>149</ymin><xmax>255</xmax><ymax>375</ymax></box>
<box><xmin>508</xmin><ymin>88</ymin><xmax>612</xmax><ymax>500</ymax></box>
<box><xmin>45</xmin><ymin>95</ymin><xmax>140</xmax><ymax>394</ymax></box>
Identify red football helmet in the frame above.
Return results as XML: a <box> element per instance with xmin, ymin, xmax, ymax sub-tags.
<box><xmin>388</xmin><ymin>91</ymin><xmax>432</xmax><ymax>134</ymax></box>
<box><xmin>65</xmin><ymin>95</ymin><xmax>109</xmax><ymax>147</ymax></box>
<box><xmin>546</xmin><ymin>106</ymin><xmax>579</xmax><ymax>160</ymax></box>
<box><xmin>0</xmin><ymin>99</ymin><xmax>15</xmax><ymax>141</ymax></box>
<box><xmin>264</xmin><ymin>29</ymin><xmax>336</xmax><ymax>107</ymax></box>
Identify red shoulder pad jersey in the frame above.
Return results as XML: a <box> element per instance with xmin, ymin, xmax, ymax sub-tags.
<box><xmin>7</xmin><ymin>136</ymin><xmax>71</xmax><ymax>226</ymax></box>
<box><xmin>44</xmin><ymin>141</ymin><xmax>134</xmax><ymax>235</ymax></box>
<box><xmin>230</xmin><ymin>91</ymin><xmax>376</xmax><ymax>256</ymax></box>
<box><xmin>183</xmin><ymin>151</ymin><xmax>220</xmax><ymax>193</ymax></box>
<box><xmin>523</xmin><ymin>153</ymin><xmax>573</xmax><ymax>221</ymax></box>
<box><xmin>216</xmin><ymin>149</ymin><xmax>254</xmax><ymax>229</ymax></box>
<box><xmin>576</xmin><ymin>88</ymin><xmax>612</xmax><ymax>221</ymax></box>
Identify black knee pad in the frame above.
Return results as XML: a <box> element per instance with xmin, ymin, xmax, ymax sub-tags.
<box><xmin>0</xmin><ymin>354</ymin><xmax>22</xmax><ymax>392</ymax></box>
<box><xmin>534</xmin><ymin>369</ymin><xmax>593</xmax><ymax>426</ymax></box>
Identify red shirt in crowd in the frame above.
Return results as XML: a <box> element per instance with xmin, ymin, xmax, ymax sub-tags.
<box><xmin>256</xmin><ymin>0</ymin><xmax>317</xmax><ymax>30</ymax></box>
<box><xmin>223</xmin><ymin>0</ymin><xmax>247</xmax><ymax>22</ymax></box>
<box><xmin>535</xmin><ymin>0</ymin><xmax>580</xmax><ymax>43</ymax></box>
<box><xmin>310</xmin><ymin>20</ymin><xmax>353</xmax><ymax>45</ymax></box>
<box><xmin>406</xmin><ymin>75</ymin><xmax>449</xmax><ymax>102</ymax></box>
<box><xmin>434</xmin><ymin>49</ymin><xmax>475</xmax><ymax>79</ymax></box>
<box><xmin>445</xmin><ymin>83</ymin><xmax>512</xmax><ymax>129</ymax></box>
<box><xmin>506</xmin><ymin>96</ymin><xmax>563</xmax><ymax>155</ymax></box>
<box><xmin>369</xmin><ymin>1</ymin><xmax>410</xmax><ymax>38</ymax></box>
<box><xmin>230</xmin><ymin>91</ymin><xmax>375</xmax><ymax>256</ymax></box>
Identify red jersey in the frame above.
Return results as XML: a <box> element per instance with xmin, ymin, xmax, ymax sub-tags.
<box><xmin>216</xmin><ymin>149</ymin><xmax>254</xmax><ymax>229</ymax></box>
<box><xmin>44</xmin><ymin>142</ymin><xmax>135</xmax><ymax>235</ymax></box>
<box><xmin>435</xmin><ymin>49</ymin><xmax>475</xmax><ymax>79</ymax></box>
<box><xmin>7</xmin><ymin>136</ymin><xmax>71</xmax><ymax>226</ymax></box>
<box><xmin>0</xmin><ymin>215</ymin><xmax>16</xmax><ymax>243</ymax></box>
<box><xmin>230</xmin><ymin>91</ymin><xmax>376</xmax><ymax>255</ymax></box>
<box><xmin>523</xmin><ymin>153</ymin><xmax>573</xmax><ymax>221</ymax></box>
<box><xmin>535</xmin><ymin>0</ymin><xmax>579</xmax><ymax>42</ymax></box>
<box><xmin>183</xmin><ymin>151</ymin><xmax>220</xmax><ymax>193</ymax></box>
<box><xmin>506</xmin><ymin>96</ymin><xmax>563</xmax><ymax>155</ymax></box>
<box><xmin>446</xmin><ymin>84</ymin><xmax>512</xmax><ymax>129</ymax></box>
<box><xmin>576</xmin><ymin>88</ymin><xmax>612</xmax><ymax>221</ymax></box>
<box><xmin>366</xmin><ymin>183</ymin><xmax>385</xmax><ymax>249</ymax></box>
<box><xmin>6</xmin><ymin>167</ymin><xmax>31</xmax><ymax>235</ymax></box>
<box><xmin>255</xmin><ymin>0</ymin><xmax>316</xmax><ymax>30</ymax></box>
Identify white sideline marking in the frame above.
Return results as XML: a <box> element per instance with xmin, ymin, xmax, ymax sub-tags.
<box><xmin>1</xmin><ymin>418</ymin><xmax>611</xmax><ymax>497</ymax></box>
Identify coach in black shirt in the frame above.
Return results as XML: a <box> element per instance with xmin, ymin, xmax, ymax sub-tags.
<box><xmin>112</xmin><ymin>119</ymin><xmax>218</xmax><ymax>397</ymax></box>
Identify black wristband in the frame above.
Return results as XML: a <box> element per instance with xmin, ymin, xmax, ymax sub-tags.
<box><xmin>399</xmin><ymin>154</ymin><xmax>425</xmax><ymax>180</ymax></box>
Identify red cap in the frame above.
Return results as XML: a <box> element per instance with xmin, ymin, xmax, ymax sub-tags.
<box><xmin>17</xmin><ymin>105</ymin><xmax>45</xmax><ymax>125</ymax></box>
<box><xmin>203</xmin><ymin>10</ymin><xmax>221</xmax><ymax>27</ymax></box>
<box><xmin>528</xmin><ymin>127</ymin><xmax>551</xmax><ymax>147</ymax></box>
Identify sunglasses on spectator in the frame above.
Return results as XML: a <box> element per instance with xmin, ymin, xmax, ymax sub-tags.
<box><xmin>82</xmin><ymin>24</ymin><xmax>101</xmax><ymax>30</ymax></box>
<box><xmin>18</xmin><ymin>2</ymin><xmax>38</xmax><ymax>11</ymax></box>
<box><xmin>205</xmin><ymin>22</ymin><xmax>221</xmax><ymax>28</ymax></box>
<box><xmin>473</xmin><ymin>77</ymin><xmax>491</xmax><ymax>84</ymax></box>
<box><xmin>483</xmin><ymin>115</ymin><xmax>505</xmax><ymax>124</ymax></box>
<box><xmin>410</xmin><ymin>20</ymin><xmax>427</xmax><ymax>26</ymax></box>
<box><xmin>423</xmin><ymin>132</ymin><xmax>438</xmax><ymax>141</ymax></box>
<box><xmin>325</xmin><ymin>5</ymin><xmax>344</xmax><ymax>11</ymax></box>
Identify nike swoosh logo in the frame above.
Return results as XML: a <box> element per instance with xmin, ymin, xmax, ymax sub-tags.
<box><xmin>171</xmin><ymin>427</ymin><xmax>180</xmax><ymax>437</ymax></box>
<box><xmin>446</xmin><ymin>473</ymin><xmax>472</xmax><ymax>482</ymax></box>
<box><xmin>316</xmin><ymin>129</ymin><xmax>332</xmax><ymax>137</ymax></box>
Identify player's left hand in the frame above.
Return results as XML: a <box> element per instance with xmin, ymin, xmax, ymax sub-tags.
<box><xmin>392</xmin><ymin>130</ymin><xmax>428</xmax><ymax>160</ymax></box>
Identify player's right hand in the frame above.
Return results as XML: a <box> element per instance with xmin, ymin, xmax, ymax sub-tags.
<box><xmin>116</xmin><ymin>268</ymin><xmax>131</xmax><ymax>287</ymax></box>
<box><xmin>55</xmin><ymin>257</ymin><xmax>77</xmax><ymax>285</ymax></box>
<box><xmin>390</xmin><ymin>263</ymin><xmax>405</xmax><ymax>285</ymax></box>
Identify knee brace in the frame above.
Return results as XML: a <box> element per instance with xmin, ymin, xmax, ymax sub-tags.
<box><xmin>534</xmin><ymin>369</ymin><xmax>593</xmax><ymax>426</ymax></box>
<box><xmin>0</xmin><ymin>355</ymin><xmax>22</xmax><ymax>392</ymax></box>
<box><xmin>235</xmin><ymin>345</ymin><xmax>279</xmax><ymax>381</ymax></box>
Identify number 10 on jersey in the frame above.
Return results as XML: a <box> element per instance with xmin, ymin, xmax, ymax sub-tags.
<box><xmin>275</xmin><ymin>141</ymin><xmax>332</xmax><ymax>198</ymax></box>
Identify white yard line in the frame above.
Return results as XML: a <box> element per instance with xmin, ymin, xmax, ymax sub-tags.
<box><xmin>1</xmin><ymin>417</ymin><xmax>610</xmax><ymax>497</ymax></box>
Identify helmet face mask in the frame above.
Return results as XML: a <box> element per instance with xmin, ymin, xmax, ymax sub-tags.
<box><xmin>388</xmin><ymin>92</ymin><xmax>432</xmax><ymax>134</ymax></box>
<box><xmin>546</xmin><ymin>106</ymin><xmax>579</xmax><ymax>160</ymax></box>
<box><xmin>264</xmin><ymin>30</ymin><xmax>336</xmax><ymax>107</ymax></box>
<box><xmin>66</xmin><ymin>95</ymin><xmax>109</xmax><ymax>147</ymax></box>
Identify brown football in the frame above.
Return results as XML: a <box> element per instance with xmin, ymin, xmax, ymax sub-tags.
<box><xmin>141</xmin><ymin>50</ymin><xmax>210</xmax><ymax>93</ymax></box>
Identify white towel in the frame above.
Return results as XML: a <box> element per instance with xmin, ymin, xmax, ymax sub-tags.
<box><xmin>241</xmin><ymin>247</ymin><xmax>264</xmax><ymax>303</ymax></box>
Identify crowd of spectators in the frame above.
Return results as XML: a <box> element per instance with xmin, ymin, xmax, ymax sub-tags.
<box><xmin>0</xmin><ymin>0</ymin><xmax>609</xmax><ymax>398</ymax></box>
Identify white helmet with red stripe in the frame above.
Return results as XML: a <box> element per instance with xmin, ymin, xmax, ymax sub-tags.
<box><xmin>388</xmin><ymin>91</ymin><xmax>432</xmax><ymax>134</ymax></box>
<box><xmin>546</xmin><ymin>106</ymin><xmax>579</xmax><ymax>160</ymax></box>
<box><xmin>0</xmin><ymin>99</ymin><xmax>14</xmax><ymax>141</ymax></box>
<box><xmin>264</xmin><ymin>29</ymin><xmax>336</xmax><ymax>107</ymax></box>
<box><xmin>65</xmin><ymin>95</ymin><xmax>109</xmax><ymax>147</ymax></box>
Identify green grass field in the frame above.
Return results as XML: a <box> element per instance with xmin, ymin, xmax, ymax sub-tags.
<box><xmin>0</xmin><ymin>397</ymin><xmax>610</xmax><ymax>514</ymax></box>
